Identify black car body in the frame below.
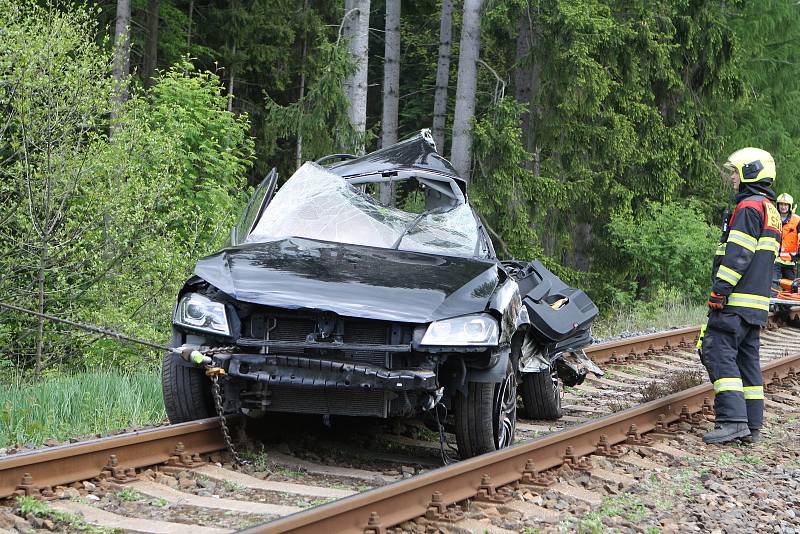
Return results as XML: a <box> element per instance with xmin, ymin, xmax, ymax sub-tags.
<box><xmin>164</xmin><ymin>130</ymin><xmax>600</xmax><ymax>458</ymax></box>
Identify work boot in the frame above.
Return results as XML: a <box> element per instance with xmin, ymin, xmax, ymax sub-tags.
<box><xmin>739</xmin><ymin>429</ymin><xmax>761</xmax><ymax>444</ymax></box>
<box><xmin>703</xmin><ymin>422</ymin><xmax>750</xmax><ymax>444</ymax></box>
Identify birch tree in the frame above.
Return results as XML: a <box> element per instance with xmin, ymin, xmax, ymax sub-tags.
<box><xmin>111</xmin><ymin>0</ymin><xmax>131</xmax><ymax>113</ymax></box>
<box><xmin>342</xmin><ymin>0</ymin><xmax>370</xmax><ymax>152</ymax></box>
<box><xmin>432</xmin><ymin>0</ymin><xmax>453</xmax><ymax>154</ymax></box>
<box><xmin>381</xmin><ymin>0</ymin><xmax>400</xmax><ymax>147</ymax></box>
<box><xmin>450</xmin><ymin>0</ymin><xmax>483</xmax><ymax>181</ymax></box>
<box><xmin>380</xmin><ymin>0</ymin><xmax>400</xmax><ymax>205</ymax></box>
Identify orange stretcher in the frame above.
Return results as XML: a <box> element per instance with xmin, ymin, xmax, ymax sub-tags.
<box><xmin>771</xmin><ymin>278</ymin><xmax>800</xmax><ymax>305</ymax></box>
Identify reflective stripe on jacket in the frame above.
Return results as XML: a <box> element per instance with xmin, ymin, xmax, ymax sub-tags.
<box><xmin>712</xmin><ymin>195</ymin><xmax>782</xmax><ymax>325</ymax></box>
<box><xmin>777</xmin><ymin>213</ymin><xmax>800</xmax><ymax>264</ymax></box>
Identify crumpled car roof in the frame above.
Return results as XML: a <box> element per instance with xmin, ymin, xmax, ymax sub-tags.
<box><xmin>328</xmin><ymin>131</ymin><xmax>468</xmax><ymax>197</ymax></box>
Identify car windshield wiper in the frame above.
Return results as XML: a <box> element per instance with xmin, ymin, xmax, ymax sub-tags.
<box><xmin>390</xmin><ymin>207</ymin><xmax>447</xmax><ymax>250</ymax></box>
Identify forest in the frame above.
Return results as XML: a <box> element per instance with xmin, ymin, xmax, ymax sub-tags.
<box><xmin>1</xmin><ymin>0</ymin><xmax>799</xmax><ymax>373</ymax></box>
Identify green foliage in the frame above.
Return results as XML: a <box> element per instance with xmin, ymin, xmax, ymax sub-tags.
<box><xmin>472</xmin><ymin>98</ymin><xmax>541</xmax><ymax>261</ymax></box>
<box><xmin>608</xmin><ymin>200</ymin><xmax>718</xmax><ymax>300</ymax></box>
<box><xmin>116</xmin><ymin>488</ymin><xmax>144</xmax><ymax>502</ymax></box>
<box><xmin>593</xmin><ymin>287</ymin><xmax>707</xmax><ymax>338</ymax></box>
<box><xmin>563</xmin><ymin>493</ymin><xmax>649</xmax><ymax>533</ymax></box>
<box><xmin>724</xmin><ymin>1</ymin><xmax>800</xmax><ymax>201</ymax></box>
<box><xmin>0</xmin><ymin>2</ymin><xmax>253</xmax><ymax>372</ymax></box>
<box><xmin>17</xmin><ymin>495</ymin><xmax>114</xmax><ymax>533</ymax></box>
<box><xmin>471</xmin><ymin>97</ymin><xmax>580</xmax><ymax>281</ymax></box>
<box><xmin>0</xmin><ymin>369</ymin><xmax>163</xmax><ymax>447</ymax></box>
<box><xmin>145</xmin><ymin>61</ymin><xmax>255</xmax><ymax>247</ymax></box>
<box><xmin>502</xmin><ymin>0</ymin><xmax>742</xmax><ymax>303</ymax></box>
<box><xmin>263</xmin><ymin>38</ymin><xmax>362</xmax><ymax>167</ymax></box>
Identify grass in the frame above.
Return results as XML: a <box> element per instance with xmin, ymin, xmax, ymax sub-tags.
<box><xmin>561</xmin><ymin>494</ymin><xmax>649</xmax><ymax>533</ymax></box>
<box><xmin>222</xmin><ymin>479</ymin><xmax>246</xmax><ymax>492</ymax></box>
<box><xmin>116</xmin><ymin>488</ymin><xmax>144</xmax><ymax>502</ymax></box>
<box><xmin>17</xmin><ymin>495</ymin><xmax>117</xmax><ymax>533</ymax></box>
<box><xmin>639</xmin><ymin>369</ymin><xmax>706</xmax><ymax>401</ymax></box>
<box><xmin>0</xmin><ymin>369</ymin><xmax>164</xmax><ymax>447</ymax></box>
<box><xmin>240</xmin><ymin>450</ymin><xmax>272</xmax><ymax>473</ymax></box>
<box><xmin>593</xmin><ymin>297</ymin><xmax>707</xmax><ymax>339</ymax></box>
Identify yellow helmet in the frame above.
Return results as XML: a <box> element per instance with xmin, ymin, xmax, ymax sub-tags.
<box><xmin>724</xmin><ymin>147</ymin><xmax>776</xmax><ymax>183</ymax></box>
<box><xmin>777</xmin><ymin>193</ymin><xmax>795</xmax><ymax>212</ymax></box>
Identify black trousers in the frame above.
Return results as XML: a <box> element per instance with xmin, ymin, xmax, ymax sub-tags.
<box><xmin>773</xmin><ymin>262</ymin><xmax>797</xmax><ymax>289</ymax></box>
<box><xmin>701</xmin><ymin>311</ymin><xmax>763</xmax><ymax>429</ymax></box>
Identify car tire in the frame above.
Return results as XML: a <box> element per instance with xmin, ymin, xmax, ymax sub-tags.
<box><xmin>454</xmin><ymin>359</ymin><xmax>517</xmax><ymax>458</ymax></box>
<box><xmin>162</xmin><ymin>351</ymin><xmax>214</xmax><ymax>423</ymax></box>
<box><xmin>520</xmin><ymin>368</ymin><xmax>563</xmax><ymax>420</ymax></box>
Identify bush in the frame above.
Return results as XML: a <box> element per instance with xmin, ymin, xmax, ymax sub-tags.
<box><xmin>608</xmin><ymin>201</ymin><xmax>717</xmax><ymax>302</ymax></box>
<box><xmin>0</xmin><ymin>3</ymin><xmax>253</xmax><ymax>374</ymax></box>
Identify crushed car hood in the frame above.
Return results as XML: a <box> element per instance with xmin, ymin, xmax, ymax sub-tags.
<box><xmin>194</xmin><ymin>237</ymin><xmax>499</xmax><ymax>323</ymax></box>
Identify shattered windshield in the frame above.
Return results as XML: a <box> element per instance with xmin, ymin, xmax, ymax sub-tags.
<box><xmin>247</xmin><ymin>162</ymin><xmax>479</xmax><ymax>257</ymax></box>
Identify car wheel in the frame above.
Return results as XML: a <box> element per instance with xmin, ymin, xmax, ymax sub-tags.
<box><xmin>454</xmin><ymin>359</ymin><xmax>517</xmax><ymax>458</ymax></box>
<box><xmin>520</xmin><ymin>368</ymin><xmax>563</xmax><ymax>420</ymax></box>
<box><xmin>162</xmin><ymin>351</ymin><xmax>214</xmax><ymax>423</ymax></box>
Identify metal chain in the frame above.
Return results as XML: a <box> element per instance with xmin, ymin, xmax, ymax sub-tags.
<box><xmin>209</xmin><ymin>373</ymin><xmax>249</xmax><ymax>467</ymax></box>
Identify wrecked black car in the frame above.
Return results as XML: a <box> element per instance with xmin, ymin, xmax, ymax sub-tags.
<box><xmin>164</xmin><ymin>130</ymin><xmax>600</xmax><ymax>458</ymax></box>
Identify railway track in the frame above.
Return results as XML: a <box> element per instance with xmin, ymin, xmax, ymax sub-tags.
<box><xmin>1</xmin><ymin>317</ymin><xmax>798</xmax><ymax>533</ymax></box>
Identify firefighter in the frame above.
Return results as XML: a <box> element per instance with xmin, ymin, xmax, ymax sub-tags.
<box><xmin>701</xmin><ymin>147</ymin><xmax>781</xmax><ymax>444</ymax></box>
<box><xmin>774</xmin><ymin>193</ymin><xmax>799</xmax><ymax>285</ymax></box>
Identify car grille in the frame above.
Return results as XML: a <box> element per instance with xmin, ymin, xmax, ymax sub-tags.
<box><xmin>243</xmin><ymin>309</ymin><xmax>408</xmax><ymax>368</ymax></box>
<box><xmin>265</xmin><ymin>386</ymin><xmax>388</xmax><ymax>417</ymax></box>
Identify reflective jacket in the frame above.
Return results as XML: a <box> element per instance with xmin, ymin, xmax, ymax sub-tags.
<box><xmin>777</xmin><ymin>213</ymin><xmax>800</xmax><ymax>265</ymax></box>
<box><xmin>712</xmin><ymin>192</ymin><xmax>781</xmax><ymax>326</ymax></box>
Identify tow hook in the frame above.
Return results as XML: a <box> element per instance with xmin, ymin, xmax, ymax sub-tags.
<box><xmin>179</xmin><ymin>348</ymin><xmax>213</xmax><ymax>366</ymax></box>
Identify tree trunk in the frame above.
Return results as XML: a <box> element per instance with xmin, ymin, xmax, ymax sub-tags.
<box><xmin>450</xmin><ymin>0</ymin><xmax>483</xmax><ymax>181</ymax></box>
<box><xmin>343</xmin><ymin>0</ymin><xmax>370</xmax><ymax>153</ymax></box>
<box><xmin>380</xmin><ymin>0</ymin><xmax>400</xmax><ymax>205</ymax></box>
<box><xmin>381</xmin><ymin>0</ymin><xmax>400</xmax><ymax>147</ymax></box>
<box><xmin>143</xmin><ymin>0</ymin><xmax>160</xmax><ymax>89</ymax></box>
<box><xmin>34</xmin><ymin>237</ymin><xmax>47</xmax><ymax>378</ymax></box>
<box><xmin>112</xmin><ymin>0</ymin><xmax>131</xmax><ymax>108</ymax></box>
<box><xmin>110</xmin><ymin>0</ymin><xmax>131</xmax><ymax>135</ymax></box>
<box><xmin>227</xmin><ymin>44</ymin><xmax>236</xmax><ymax>113</ymax></box>
<box><xmin>296</xmin><ymin>0</ymin><xmax>310</xmax><ymax>169</ymax></box>
<box><xmin>432</xmin><ymin>0</ymin><xmax>453</xmax><ymax>154</ymax></box>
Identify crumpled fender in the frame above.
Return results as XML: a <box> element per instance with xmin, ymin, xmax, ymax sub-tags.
<box><xmin>518</xmin><ymin>331</ymin><xmax>550</xmax><ymax>373</ymax></box>
<box><xmin>464</xmin><ymin>348</ymin><xmax>510</xmax><ymax>384</ymax></box>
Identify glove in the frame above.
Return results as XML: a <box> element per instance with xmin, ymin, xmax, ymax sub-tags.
<box><xmin>696</xmin><ymin>324</ymin><xmax>706</xmax><ymax>363</ymax></box>
<box><xmin>707</xmin><ymin>291</ymin><xmax>726</xmax><ymax>310</ymax></box>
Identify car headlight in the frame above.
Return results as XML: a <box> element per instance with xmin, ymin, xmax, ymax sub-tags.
<box><xmin>421</xmin><ymin>314</ymin><xmax>499</xmax><ymax>346</ymax></box>
<box><xmin>174</xmin><ymin>293</ymin><xmax>231</xmax><ymax>336</ymax></box>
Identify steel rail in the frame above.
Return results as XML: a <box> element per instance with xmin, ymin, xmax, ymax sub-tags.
<box><xmin>585</xmin><ymin>325</ymin><xmax>700</xmax><ymax>365</ymax></box>
<box><xmin>585</xmin><ymin>307</ymin><xmax>800</xmax><ymax>365</ymax></box>
<box><xmin>0</xmin><ymin>418</ymin><xmax>227</xmax><ymax>498</ymax></box>
<box><xmin>245</xmin><ymin>352</ymin><xmax>800</xmax><ymax>534</ymax></box>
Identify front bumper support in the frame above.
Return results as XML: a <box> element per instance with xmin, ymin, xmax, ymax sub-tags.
<box><xmin>227</xmin><ymin>354</ymin><xmax>437</xmax><ymax>392</ymax></box>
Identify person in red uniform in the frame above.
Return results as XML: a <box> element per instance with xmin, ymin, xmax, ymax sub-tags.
<box><xmin>702</xmin><ymin>147</ymin><xmax>781</xmax><ymax>444</ymax></box>
<box><xmin>774</xmin><ymin>193</ymin><xmax>799</xmax><ymax>287</ymax></box>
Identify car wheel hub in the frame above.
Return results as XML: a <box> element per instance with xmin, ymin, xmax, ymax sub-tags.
<box><xmin>494</xmin><ymin>370</ymin><xmax>517</xmax><ymax>449</ymax></box>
